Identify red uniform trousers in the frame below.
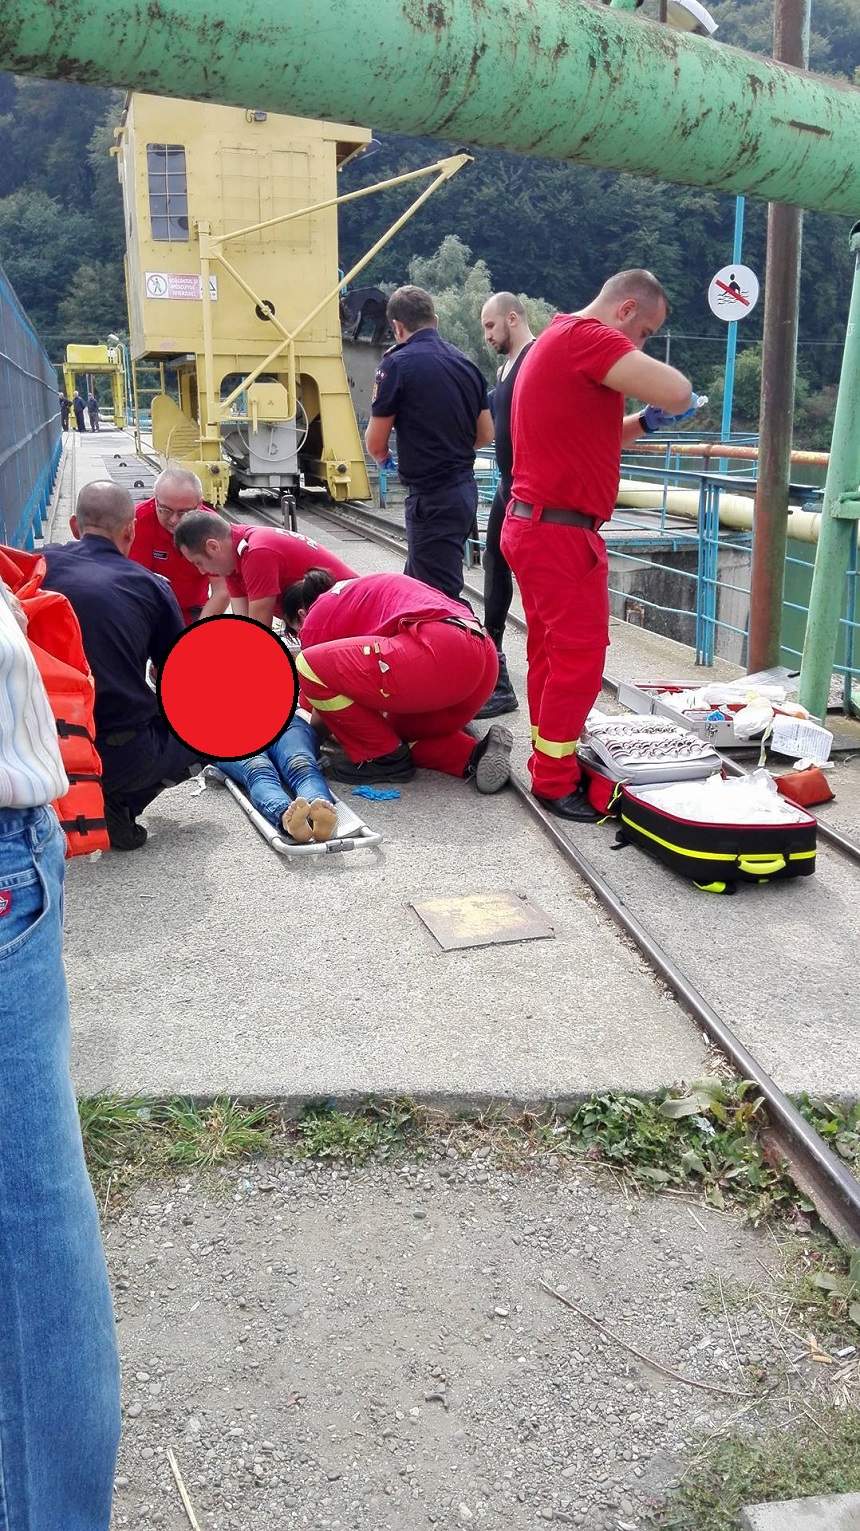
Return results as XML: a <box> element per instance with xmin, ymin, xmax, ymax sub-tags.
<box><xmin>500</xmin><ymin>512</ymin><xmax>609</xmax><ymax>798</ymax></box>
<box><xmin>296</xmin><ymin>619</ymin><xmax>499</xmax><ymax>776</ymax></box>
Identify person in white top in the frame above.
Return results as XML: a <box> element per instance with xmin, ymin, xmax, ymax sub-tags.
<box><xmin>0</xmin><ymin>576</ymin><xmax>121</xmax><ymax>1527</ymax></box>
<box><xmin>0</xmin><ymin>578</ymin><xmax>68</xmax><ymax>807</ymax></box>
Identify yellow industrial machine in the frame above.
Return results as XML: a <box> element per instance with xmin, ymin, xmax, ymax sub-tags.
<box><xmin>62</xmin><ymin>342</ymin><xmax>126</xmax><ymax>429</ymax></box>
<box><xmin>114</xmin><ymin>93</ymin><xmax>467</xmax><ymax>510</ymax></box>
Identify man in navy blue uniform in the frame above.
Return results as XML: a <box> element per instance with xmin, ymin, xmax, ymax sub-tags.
<box><xmin>43</xmin><ymin>481</ymin><xmax>200</xmax><ymax>850</ymax></box>
<box><xmin>365</xmin><ymin>285</ymin><xmax>493</xmax><ymax>600</ymax></box>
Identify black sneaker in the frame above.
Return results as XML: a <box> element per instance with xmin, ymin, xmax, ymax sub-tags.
<box><xmin>467</xmin><ymin>724</ymin><xmax>514</xmax><ymax>793</ymax></box>
<box><xmin>104</xmin><ymin>799</ymin><xmax>148</xmax><ymax>850</ymax></box>
<box><xmin>534</xmin><ymin>789</ymin><xmax>600</xmax><ymax>823</ymax></box>
<box><xmin>475</xmin><ymin>652</ymin><xmax>519</xmax><ymax>719</ymax></box>
<box><xmin>325</xmin><ymin>742</ymin><xmax>416</xmax><ymax>784</ymax></box>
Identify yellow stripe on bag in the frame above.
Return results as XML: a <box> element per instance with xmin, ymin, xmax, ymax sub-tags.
<box><xmin>533</xmin><ymin>732</ymin><xmax>579</xmax><ymax>760</ymax></box>
<box><xmin>620</xmin><ymin>814</ymin><xmax>815</xmax><ymax>865</ymax></box>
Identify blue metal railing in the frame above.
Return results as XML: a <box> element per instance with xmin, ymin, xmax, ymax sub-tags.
<box><xmin>0</xmin><ymin>262</ymin><xmax>62</xmax><ymax>548</ymax></box>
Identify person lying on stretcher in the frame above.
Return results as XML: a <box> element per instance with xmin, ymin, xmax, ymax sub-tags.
<box><xmin>216</xmin><ymin>713</ymin><xmax>337</xmax><ymax>844</ymax></box>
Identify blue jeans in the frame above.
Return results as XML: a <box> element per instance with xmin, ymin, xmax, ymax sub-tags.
<box><xmin>218</xmin><ymin>715</ymin><xmax>334</xmax><ymax>828</ymax></box>
<box><xmin>0</xmin><ymin>807</ymin><xmax>120</xmax><ymax>1530</ymax></box>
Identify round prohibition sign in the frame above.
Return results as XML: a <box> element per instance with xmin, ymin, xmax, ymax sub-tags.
<box><xmin>157</xmin><ymin>614</ymin><xmax>299</xmax><ymax>761</ymax></box>
<box><xmin>707</xmin><ymin>263</ymin><xmax>760</xmax><ymax>321</ymax></box>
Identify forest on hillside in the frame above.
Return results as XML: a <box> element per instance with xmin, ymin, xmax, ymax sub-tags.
<box><xmin>0</xmin><ymin>0</ymin><xmax>856</xmax><ymax>443</ymax></box>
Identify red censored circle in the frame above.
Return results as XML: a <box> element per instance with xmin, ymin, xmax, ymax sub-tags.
<box><xmin>157</xmin><ymin>616</ymin><xmax>298</xmax><ymax>760</ymax></box>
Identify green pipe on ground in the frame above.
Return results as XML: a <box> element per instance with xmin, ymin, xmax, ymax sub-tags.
<box><xmin>799</xmin><ymin>226</ymin><xmax>860</xmax><ymax>720</ymax></box>
<box><xmin>2</xmin><ymin>0</ymin><xmax>859</xmax><ymax>216</ymax></box>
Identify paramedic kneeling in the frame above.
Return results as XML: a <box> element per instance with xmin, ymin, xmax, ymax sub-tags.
<box><xmin>501</xmin><ymin>268</ymin><xmax>697</xmax><ymax>822</ymax></box>
<box><xmin>282</xmin><ymin>569</ymin><xmax>513</xmax><ymax>791</ymax></box>
<box><xmin>174</xmin><ymin>511</ymin><xmax>356</xmax><ymax>628</ymax></box>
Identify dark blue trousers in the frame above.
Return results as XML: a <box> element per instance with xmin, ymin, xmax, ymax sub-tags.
<box><xmin>403</xmin><ymin>478</ymin><xmax>478</xmax><ymax>600</ymax></box>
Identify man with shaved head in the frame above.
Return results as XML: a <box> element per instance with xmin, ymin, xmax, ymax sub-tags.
<box><xmin>43</xmin><ymin>482</ymin><xmax>200</xmax><ymax>849</ymax></box>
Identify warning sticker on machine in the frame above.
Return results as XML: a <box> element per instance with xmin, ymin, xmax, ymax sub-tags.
<box><xmin>144</xmin><ymin>273</ymin><xmax>218</xmax><ymax>301</ymax></box>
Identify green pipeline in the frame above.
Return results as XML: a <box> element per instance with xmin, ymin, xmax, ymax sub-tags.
<box><xmin>2</xmin><ymin>0</ymin><xmax>859</xmax><ymax>216</ymax></box>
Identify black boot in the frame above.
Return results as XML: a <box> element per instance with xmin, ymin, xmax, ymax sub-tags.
<box><xmin>466</xmin><ymin>724</ymin><xmax>514</xmax><ymax>794</ymax></box>
<box><xmin>476</xmin><ymin>651</ymin><xmax>518</xmax><ymax>719</ymax></box>
<box><xmin>534</xmin><ymin>788</ymin><xmax>600</xmax><ymax>823</ymax></box>
<box><xmin>104</xmin><ymin>799</ymin><xmax>148</xmax><ymax>850</ymax></box>
<box><xmin>325</xmin><ymin>741</ymin><xmax>416</xmax><ymax>784</ymax></box>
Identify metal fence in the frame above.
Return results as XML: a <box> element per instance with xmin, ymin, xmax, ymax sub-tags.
<box><xmin>0</xmin><ymin>260</ymin><xmax>61</xmax><ymax>548</ymax></box>
<box><xmin>466</xmin><ymin>437</ymin><xmax>856</xmax><ymax>715</ymax></box>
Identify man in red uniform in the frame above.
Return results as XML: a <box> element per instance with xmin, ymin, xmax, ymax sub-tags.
<box><xmin>130</xmin><ymin>469</ymin><xmax>229</xmax><ymax>625</ymax></box>
<box><xmin>282</xmin><ymin>569</ymin><xmax>513</xmax><ymax>790</ymax></box>
<box><xmin>174</xmin><ymin>511</ymin><xmax>357</xmax><ymax>627</ymax></box>
<box><xmin>501</xmin><ymin>268</ymin><xmax>699</xmax><ymax>821</ymax></box>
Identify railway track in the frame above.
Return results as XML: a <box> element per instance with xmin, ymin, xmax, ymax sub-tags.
<box><xmin>245</xmin><ymin>490</ymin><xmax>860</xmax><ymax>1249</ymax></box>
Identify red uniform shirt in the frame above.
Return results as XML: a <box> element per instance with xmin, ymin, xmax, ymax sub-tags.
<box><xmin>510</xmin><ymin>315</ymin><xmax>635</xmax><ymax>524</ymax></box>
<box><xmin>225</xmin><ymin>525</ymin><xmax>356</xmax><ymax>602</ymax></box>
<box><xmin>300</xmin><ymin>572</ymin><xmax>475</xmax><ymax>647</ymax></box>
<box><xmin>130</xmin><ymin>498</ymin><xmax>213</xmax><ymax>623</ymax></box>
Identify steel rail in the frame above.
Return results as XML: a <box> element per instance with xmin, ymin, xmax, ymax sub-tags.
<box><xmin>277</xmin><ymin>492</ymin><xmax>860</xmax><ymax>1246</ymax></box>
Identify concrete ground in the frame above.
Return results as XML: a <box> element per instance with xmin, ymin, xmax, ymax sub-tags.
<box><xmin>48</xmin><ymin>434</ymin><xmax>860</xmax><ymax>1104</ymax></box>
<box><xmin>741</xmin><ymin>1496</ymin><xmax>860</xmax><ymax>1531</ymax></box>
<box><xmin>105</xmin><ymin>1155</ymin><xmax>859</xmax><ymax>1531</ymax></box>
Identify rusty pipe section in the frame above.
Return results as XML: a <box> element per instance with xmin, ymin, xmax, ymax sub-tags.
<box><xmin>2</xmin><ymin>0</ymin><xmax>860</xmax><ymax>216</ymax></box>
<box><xmin>633</xmin><ymin>441</ymin><xmax>830</xmax><ymax>465</ymax></box>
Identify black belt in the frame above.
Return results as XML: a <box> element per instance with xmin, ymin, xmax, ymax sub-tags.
<box><xmin>511</xmin><ymin>500</ymin><xmax>596</xmax><ymax>528</ymax></box>
<box><xmin>442</xmin><ymin>616</ymin><xmax>485</xmax><ymax>639</ymax></box>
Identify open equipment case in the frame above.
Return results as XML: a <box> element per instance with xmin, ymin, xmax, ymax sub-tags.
<box><xmin>581</xmin><ymin>716</ymin><xmax>817</xmax><ymax>893</ymax></box>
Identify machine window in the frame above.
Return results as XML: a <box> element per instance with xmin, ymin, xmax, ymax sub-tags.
<box><xmin>147</xmin><ymin>144</ymin><xmax>189</xmax><ymax>241</ymax></box>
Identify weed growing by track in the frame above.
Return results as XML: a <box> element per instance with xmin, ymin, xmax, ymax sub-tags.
<box><xmin>650</xmin><ymin>1408</ymin><xmax>860</xmax><ymax>1529</ymax></box>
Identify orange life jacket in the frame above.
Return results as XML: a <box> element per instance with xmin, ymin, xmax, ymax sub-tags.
<box><xmin>0</xmin><ymin>543</ymin><xmax>110</xmax><ymax>857</ymax></box>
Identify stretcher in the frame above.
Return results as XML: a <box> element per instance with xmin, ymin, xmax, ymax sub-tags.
<box><xmin>201</xmin><ymin>766</ymin><xmax>383</xmax><ymax>856</ymax></box>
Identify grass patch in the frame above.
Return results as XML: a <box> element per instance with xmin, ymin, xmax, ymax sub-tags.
<box><xmin>293</xmin><ymin>1098</ymin><xmax>425</xmax><ymax>1162</ymax></box>
<box><xmin>652</xmin><ymin>1407</ymin><xmax>860</xmax><ymax>1529</ymax></box>
<box><xmin>78</xmin><ymin>1095</ymin><xmax>281</xmax><ymax>1197</ymax></box>
<box><xmin>78</xmin><ymin>1082</ymin><xmax>857</xmax><ymax>1238</ymax></box>
<box><xmin>774</xmin><ymin>1235</ymin><xmax>860</xmax><ymax>1343</ymax></box>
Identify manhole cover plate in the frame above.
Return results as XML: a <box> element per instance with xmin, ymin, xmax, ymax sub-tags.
<box><xmin>410</xmin><ymin>891</ymin><xmax>555</xmax><ymax>951</ymax></box>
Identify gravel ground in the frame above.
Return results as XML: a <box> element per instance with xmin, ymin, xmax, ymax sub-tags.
<box><xmin>102</xmin><ymin>1154</ymin><xmax>857</xmax><ymax>1531</ymax></box>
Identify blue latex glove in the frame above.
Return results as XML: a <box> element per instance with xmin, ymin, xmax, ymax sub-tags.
<box><xmin>640</xmin><ymin>394</ymin><xmax>705</xmax><ymax>433</ymax></box>
<box><xmin>380</xmin><ymin>454</ymin><xmax>398</xmax><ymax>473</ymax></box>
<box><xmin>351</xmin><ymin>785</ymin><xmax>401</xmax><ymax>801</ymax></box>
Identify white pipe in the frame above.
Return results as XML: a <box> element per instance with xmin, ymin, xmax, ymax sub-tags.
<box><xmin>615</xmin><ymin>480</ymin><xmax>821</xmax><ymax>543</ymax></box>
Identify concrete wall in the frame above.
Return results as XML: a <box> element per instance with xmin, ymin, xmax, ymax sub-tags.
<box><xmin>608</xmin><ymin>544</ymin><xmax>751</xmax><ymax>667</ymax></box>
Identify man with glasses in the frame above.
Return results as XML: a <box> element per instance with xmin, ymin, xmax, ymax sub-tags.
<box><xmin>130</xmin><ymin>467</ymin><xmax>229</xmax><ymax>624</ymax></box>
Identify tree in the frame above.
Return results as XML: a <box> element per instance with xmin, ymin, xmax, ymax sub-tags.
<box><xmin>56</xmin><ymin>259</ymin><xmax>127</xmax><ymax>338</ymax></box>
<box><xmin>703</xmin><ymin>345</ymin><xmax>834</xmax><ymax>450</ymax></box>
<box><xmin>407</xmin><ymin>235</ymin><xmax>556</xmax><ymax>381</ymax></box>
<box><xmin>0</xmin><ymin>190</ymin><xmax>92</xmax><ymax>334</ymax></box>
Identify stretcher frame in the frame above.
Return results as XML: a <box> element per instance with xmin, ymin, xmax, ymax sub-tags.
<box><xmin>203</xmin><ymin>767</ymin><xmax>383</xmax><ymax>856</ymax></box>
